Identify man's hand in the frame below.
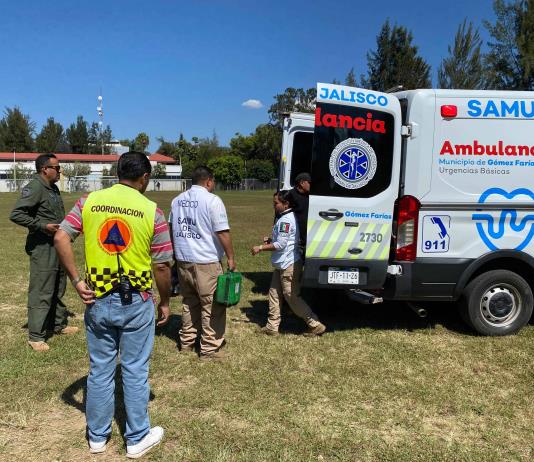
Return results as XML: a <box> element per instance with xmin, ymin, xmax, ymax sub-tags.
<box><xmin>251</xmin><ymin>246</ymin><xmax>261</xmax><ymax>256</ymax></box>
<box><xmin>45</xmin><ymin>223</ymin><xmax>60</xmax><ymax>235</ymax></box>
<box><xmin>157</xmin><ymin>303</ymin><xmax>171</xmax><ymax>326</ymax></box>
<box><xmin>75</xmin><ymin>281</ymin><xmax>96</xmax><ymax>304</ymax></box>
<box><xmin>262</xmin><ymin>236</ymin><xmax>272</xmax><ymax>244</ymax></box>
<box><xmin>227</xmin><ymin>257</ymin><xmax>237</xmax><ymax>271</ymax></box>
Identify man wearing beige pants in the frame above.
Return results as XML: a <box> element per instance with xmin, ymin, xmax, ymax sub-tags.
<box><xmin>170</xmin><ymin>166</ymin><xmax>236</xmax><ymax>360</ymax></box>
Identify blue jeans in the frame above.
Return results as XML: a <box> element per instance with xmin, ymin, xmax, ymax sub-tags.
<box><xmin>84</xmin><ymin>292</ymin><xmax>155</xmax><ymax>445</ymax></box>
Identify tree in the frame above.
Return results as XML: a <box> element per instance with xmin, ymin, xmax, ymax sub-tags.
<box><xmin>229</xmin><ymin>132</ymin><xmax>256</xmax><ymax>159</ymax></box>
<box><xmin>345</xmin><ymin>68</ymin><xmax>358</xmax><ymax>87</ymax></box>
<box><xmin>156</xmin><ymin>137</ymin><xmax>177</xmax><ymax>158</ymax></box>
<box><xmin>88</xmin><ymin>122</ymin><xmax>113</xmax><ymax>154</ymax></box>
<box><xmin>207</xmin><ymin>155</ymin><xmax>245</xmax><ymax>187</ymax></box>
<box><xmin>0</xmin><ymin>107</ymin><xmax>35</xmax><ymax>152</ymax></box>
<box><xmin>133</xmin><ymin>132</ymin><xmax>150</xmax><ymax>153</ymax></box>
<box><xmin>229</xmin><ymin>123</ymin><xmax>282</xmax><ymax>168</ymax></box>
<box><xmin>5</xmin><ymin>163</ymin><xmax>34</xmax><ymax>191</ymax></box>
<box><xmin>246</xmin><ymin>159</ymin><xmax>275</xmax><ymax>182</ymax></box>
<box><xmin>66</xmin><ymin>116</ymin><xmax>89</xmax><ymax>154</ymax></box>
<box><xmin>362</xmin><ymin>20</ymin><xmax>431</xmax><ymax>91</ymax></box>
<box><xmin>62</xmin><ymin>162</ymin><xmax>92</xmax><ymax>178</ymax></box>
<box><xmin>101</xmin><ymin>163</ymin><xmax>118</xmax><ymax>188</ymax></box>
<box><xmin>254</xmin><ymin>124</ymin><xmax>282</xmax><ymax>166</ymax></box>
<box><xmin>268</xmin><ymin>87</ymin><xmax>316</xmax><ymax>127</ymax></box>
<box><xmin>439</xmin><ymin>19</ymin><xmax>484</xmax><ymax>89</ymax></box>
<box><xmin>195</xmin><ymin>132</ymin><xmax>225</xmax><ymax>165</ymax></box>
<box><xmin>36</xmin><ymin>117</ymin><xmax>65</xmax><ymax>153</ymax></box>
<box><xmin>484</xmin><ymin>0</ymin><xmax>534</xmax><ymax>90</ymax></box>
<box><xmin>152</xmin><ymin>163</ymin><xmax>166</xmax><ymax>178</ymax></box>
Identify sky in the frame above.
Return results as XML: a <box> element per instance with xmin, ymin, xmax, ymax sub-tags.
<box><xmin>0</xmin><ymin>0</ymin><xmax>496</xmax><ymax>150</ymax></box>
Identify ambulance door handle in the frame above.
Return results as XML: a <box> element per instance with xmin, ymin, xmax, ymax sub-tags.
<box><xmin>319</xmin><ymin>209</ymin><xmax>343</xmax><ymax>221</ymax></box>
<box><xmin>348</xmin><ymin>248</ymin><xmax>362</xmax><ymax>255</ymax></box>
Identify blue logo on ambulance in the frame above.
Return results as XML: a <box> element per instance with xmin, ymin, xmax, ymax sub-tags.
<box><xmin>329</xmin><ymin>138</ymin><xmax>377</xmax><ymax>189</ymax></box>
<box><xmin>473</xmin><ymin>188</ymin><xmax>534</xmax><ymax>251</ymax></box>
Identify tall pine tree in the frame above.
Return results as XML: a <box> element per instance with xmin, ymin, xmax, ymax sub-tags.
<box><xmin>484</xmin><ymin>0</ymin><xmax>534</xmax><ymax>90</ymax></box>
<box><xmin>66</xmin><ymin>116</ymin><xmax>89</xmax><ymax>154</ymax></box>
<box><xmin>438</xmin><ymin>19</ymin><xmax>484</xmax><ymax>89</ymax></box>
<box><xmin>36</xmin><ymin>117</ymin><xmax>64</xmax><ymax>153</ymax></box>
<box><xmin>362</xmin><ymin>20</ymin><xmax>431</xmax><ymax>91</ymax></box>
<box><xmin>0</xmin><ymin>107</ymin><xmax>35</xmax><ymax>152</ymax></box>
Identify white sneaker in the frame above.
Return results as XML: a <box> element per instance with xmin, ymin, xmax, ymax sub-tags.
<box><xmin>126</xmin><ymin>426</ymin><xmax>164</xmax><ymax>459</ymax></box>
<box><xmin>89</xmin><ymin>439</ymin><xmax>107</xmax><ymax>454</ymax></box>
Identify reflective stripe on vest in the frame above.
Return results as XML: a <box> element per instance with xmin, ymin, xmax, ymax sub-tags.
<box><xmin>82</xmin><ymin>184</ymin><xmax>157</xmax><ymax>297</ymax></box>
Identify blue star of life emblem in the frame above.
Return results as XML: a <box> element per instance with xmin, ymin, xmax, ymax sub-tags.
<box><xmin>329</xmin><ymin>138</ymin><xmax>377</xmax><ymax>189</ymax></box>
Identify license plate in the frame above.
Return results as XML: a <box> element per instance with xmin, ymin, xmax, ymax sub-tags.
<box><xmin>327</xmin><ymin>268</ymin><xmax>359</xmax><ymax>285</ymax></box>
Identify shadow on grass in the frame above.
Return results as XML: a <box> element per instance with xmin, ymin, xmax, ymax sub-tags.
<box><xmin>241</xmin><ymin>271</ymin><xmax>473</xmax><ymax>335</ymax></box>
<box><xmin>305</xmin><ymin>289</ymin><xmax>473</xmax><ymax>335</ymax></box>
<box><xmin>242</xmin><ymin>271</ymin><xmax>272</xmax><ymax>295</ymax></box>
<box><xmin>61</xmin><ymin>367</ymin><xmax>155</xmax><ymax>441</ymax></box>
<box><xmin>155</xmin><ymin>313</ymin><xmax>182</xmax><ymax>345</ymax></box>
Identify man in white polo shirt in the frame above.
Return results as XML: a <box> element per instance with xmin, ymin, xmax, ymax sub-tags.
<box><xmin>170</xmin><ymin>166</ymin><xmax>236</xmax><ymax>360</ymax></box>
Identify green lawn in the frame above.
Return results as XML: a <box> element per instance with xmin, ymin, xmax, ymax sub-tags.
<box><xmin>0</xmin><ymin>190</ymin><xmax>532</xmax><ymax>462</ymax></box>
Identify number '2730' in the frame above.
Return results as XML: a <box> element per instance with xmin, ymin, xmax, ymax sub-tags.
<box><xmin>359</xmin><ymin>233</ymin><xmax>383</xmax><ymax>243</ymax></box>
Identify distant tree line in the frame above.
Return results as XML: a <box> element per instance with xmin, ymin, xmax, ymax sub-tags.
<box><xmin>0</xmin><ymin>109</ymin><xmax>153</xmax><ymax>156</ymax></box>
<box><xmin>2</xmin><ymin>1</ymin><xmax>533</xmax><ymax>186</ymax></box>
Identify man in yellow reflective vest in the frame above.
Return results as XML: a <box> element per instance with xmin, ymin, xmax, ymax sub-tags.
<box><xmin>55</xmin><ymin>152</ymin><xmax>172</xmax><ymax>458</ymax></box>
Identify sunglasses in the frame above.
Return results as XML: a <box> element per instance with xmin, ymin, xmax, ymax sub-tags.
<box><xmin>44</xmin><ymin>165</ymin><xmax>61</xmax><ymax>172</ymax></box>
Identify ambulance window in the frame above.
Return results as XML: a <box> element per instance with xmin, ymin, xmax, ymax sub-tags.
<box><xmin>310</xmin><ymin>104</ymin><xmax>395</xmax><ymax>198</ymax></box>
<box><xmin>290</xmin><ymin>131</ymin><xmax>313</xmax><ymax>186</ymax></box>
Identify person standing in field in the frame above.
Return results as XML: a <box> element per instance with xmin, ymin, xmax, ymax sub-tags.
<box><xmin>251</xmin><ymin>190</ymin><xmax>325</xmax><ymax>336</ymax></box>
<box><xmin>54</xmin><ymin>152</ymin><xmax>173</xmax><ymax>458</ymax></box>
<box><xmin>10</xmin><ymin>153</ymin><xmax>78</xmax><ymax>352</ymax></box>
<box><xmin>169</xmin><ymin>166</ymin><xmax>236</xmax><ymax>361</ymax></box>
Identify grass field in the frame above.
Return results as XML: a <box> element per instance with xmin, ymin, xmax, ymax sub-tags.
<box><xmin>0</xmin><ymin>190</ymin><xmax>533</xmax><ymax>462</ymax></box>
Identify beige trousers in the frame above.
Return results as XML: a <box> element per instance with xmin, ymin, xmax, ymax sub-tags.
<box><xmin>267</xmin><ymin>261</ymin><xmax>320</xmax><ymax>332</ymax></box>
<box><xmin>177</xmin><ymin>261</ymin><xmax>225</xmax><ymax>354</ymax></box>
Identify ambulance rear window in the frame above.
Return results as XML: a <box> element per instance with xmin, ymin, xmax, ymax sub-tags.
<box><xmin>310</xmin><ymin>103</ymin><xmax>395</xmax><ymax>198</ymax></box>
<box><xmin>290</xmin><ymin>131</ymin><xmax>313</xmax><ymax>186</ymax></box>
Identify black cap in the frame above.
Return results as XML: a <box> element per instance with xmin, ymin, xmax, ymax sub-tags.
<box><xmin>295</xmin><ymin>172</ymin><xmax>311</xmax><ymax>183</ymax></box>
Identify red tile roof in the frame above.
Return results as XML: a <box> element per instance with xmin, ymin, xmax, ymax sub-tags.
<box><xmin>0</xmin><ymin>152</ymin><xmax>176</xmax><ymax>164</ymax></box>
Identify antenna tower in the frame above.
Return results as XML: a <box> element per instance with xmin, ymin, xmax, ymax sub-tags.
<box><xmin>97</xmin><ymin>90</ymin><xmax>104</xmax><ymax>154</ymax></box>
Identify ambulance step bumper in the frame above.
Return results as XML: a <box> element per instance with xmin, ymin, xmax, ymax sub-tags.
<box><xmin>347</xmin><ymin>289</ymin><xmax>383</xmax><ymax>304</ymax></box>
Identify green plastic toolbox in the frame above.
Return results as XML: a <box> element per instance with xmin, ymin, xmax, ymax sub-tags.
<box><xmin>215</xmin><ymin>271</ymin><xmax>242</xmax><ymax>306</ymax></box>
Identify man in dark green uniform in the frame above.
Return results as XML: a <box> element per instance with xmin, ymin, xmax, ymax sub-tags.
<box><xmin>10</xmin><ymin>153</ymin><xmax>78</xmax><ymax>352</ymax></box>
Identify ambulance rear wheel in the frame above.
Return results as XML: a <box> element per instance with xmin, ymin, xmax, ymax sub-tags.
<box><xmin>460</xmin><ymin>270</ymin><xmax>533</xmax><ymax>336</ymax></box>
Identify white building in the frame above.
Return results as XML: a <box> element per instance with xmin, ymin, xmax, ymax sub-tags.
<box><xmin>0</xmin><ymin>152</ymin><xmax>182</xmax><ymax>192</ymax></box>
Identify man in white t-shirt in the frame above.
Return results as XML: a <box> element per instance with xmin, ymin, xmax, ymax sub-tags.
<box><xmin>170</xmin><ymin>166</ymin><xmax>236</xmax><ymax>360</ymax></box>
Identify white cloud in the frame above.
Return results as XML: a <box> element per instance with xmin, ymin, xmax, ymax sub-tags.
<box><xmin>242</xmin><ymin>99</ymin><xmax>263</xmax><ymax>109</ymax></box>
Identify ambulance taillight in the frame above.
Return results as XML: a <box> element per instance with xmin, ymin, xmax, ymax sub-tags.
<box><xmin>394</xmin><ymin>195</ymin><xmax>420</xmax><ymax>262</ymax></box>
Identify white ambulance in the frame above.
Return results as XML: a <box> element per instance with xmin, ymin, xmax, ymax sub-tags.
<box><xmin>279</xmin><ymin>83</ymin><xmax>534</xmax><ymax>336</ymax></box>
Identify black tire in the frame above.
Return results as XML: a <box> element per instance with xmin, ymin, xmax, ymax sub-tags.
<box><xmin>459</xmin><ymin>270</ymin><xmax>533</xmax><ymax>336</ymax></box>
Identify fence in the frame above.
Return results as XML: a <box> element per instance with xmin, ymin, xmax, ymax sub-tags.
<box><xmin>0</xmin><ymin>178</ymin><xmax>32</xmax><ymax>192</ymax></box>
<box><xmin>0</xmin><ymin>177</ymin><xmax>278</xmax><ymax>193</ymax></box>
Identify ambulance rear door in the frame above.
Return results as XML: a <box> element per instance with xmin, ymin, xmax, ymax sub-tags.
<box><xmin>279</xmin><ymin>112</ymin><xmax>314</xmax><ymax>191</ymax></box>
<box><xmin>303</xmin><ymin>83</ymin><xmax>402</xmax><ymax>289</ymax></box>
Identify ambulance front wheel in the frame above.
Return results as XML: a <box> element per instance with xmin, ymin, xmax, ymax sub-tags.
<box><xmin>460</xmin><ymin>270</ymin><xmax>533</xmax><ymax>336</ymax></box>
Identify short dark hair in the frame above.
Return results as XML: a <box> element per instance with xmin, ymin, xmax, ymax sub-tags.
<box><xmin>117</xmin><ymin>151</ymin><xmax>152</xmax><ymax>180</ymax></box>
<box><xmin>192</xmin><ymin>166</ymin><xmax>214</xmax><ymax>185</ymax></box>
<box><xmin>35</xmin><ymin>153</ymin><xmax>57</xmax><ymax>172</ymax></box>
